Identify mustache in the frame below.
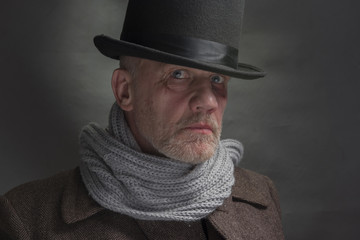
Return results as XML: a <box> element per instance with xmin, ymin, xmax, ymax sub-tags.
<box><xmin>176</xmin><ymin>114</ymin><xmax>219</xmax><ymax>132</ymax></box>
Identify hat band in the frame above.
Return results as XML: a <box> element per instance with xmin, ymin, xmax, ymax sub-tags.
<box><xmin>120</xmin><ymin>32</ymin><xmax>239</xmax><ymax>69</ymax></box>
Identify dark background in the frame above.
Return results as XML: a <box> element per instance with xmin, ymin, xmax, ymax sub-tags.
<box><xmin>1</xmin><ymin>0</ymin><xmax>359</xmax><ymax>239</ymax></box>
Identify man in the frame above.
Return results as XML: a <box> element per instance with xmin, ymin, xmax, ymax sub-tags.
<box><xmin>0</xmin><ymin>0</ymin><xmax>284</xmax><ymax>239</ymax></box>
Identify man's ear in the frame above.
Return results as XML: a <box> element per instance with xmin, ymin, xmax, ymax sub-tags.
<box><xmin>111</xmin><ymin>68</ymin><xmax>134</xmax><ymax>111</ymax></box>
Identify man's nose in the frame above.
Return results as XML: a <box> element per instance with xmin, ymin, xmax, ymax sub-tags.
<box><xmin>189</xmin><ymin>81</ymin><xmax>218</xmax><ymax>114</ymax></box>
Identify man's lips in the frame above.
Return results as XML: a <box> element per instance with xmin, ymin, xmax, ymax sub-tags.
<box><xmin>183</xmin><ymin>123</ymin><xmax>213</xmax><ymax>134</ymax></box>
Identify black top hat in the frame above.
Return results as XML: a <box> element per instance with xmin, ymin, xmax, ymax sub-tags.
<box><xmin>94</xmin><ymin>0</ymin><xmax>265</xmax><ymax>79</ymax></box>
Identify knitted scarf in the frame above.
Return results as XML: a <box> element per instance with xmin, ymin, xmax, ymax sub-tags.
<box><xmin>79</xmin><ymin>103</ymin><xmax>243</xmax><ymax>221</ymax></box>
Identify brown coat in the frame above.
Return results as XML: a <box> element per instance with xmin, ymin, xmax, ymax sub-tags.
<box><xmin>0</xmin><ymin>167</ymin><xmax>284</xmax><ymax>240</ymax></box>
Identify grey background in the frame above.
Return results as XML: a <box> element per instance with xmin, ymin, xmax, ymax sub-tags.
<box><xmin>1</xmin><ymin>0</ymin><xmax>359</xmax><ymax>239</ymax></box>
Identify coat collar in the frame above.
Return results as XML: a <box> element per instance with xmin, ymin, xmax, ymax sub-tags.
<box><xmin>208</xmin><ymin>167</ymin><xmax>272</xmax><ymax>240</ymax></box>
<box><xmin>228</xmin><ymin>167</ymin><xmax>270</xmax><ymax>208</ymax></box>
<box><xmin>61</xmin><ymin>168</ymin><xmax>104</xmax><ymax>224</ymax></box>
<box><xmin>61</xmin><ymin>167</ymin><xmax>271</xmax><ymax>236</ymax></box>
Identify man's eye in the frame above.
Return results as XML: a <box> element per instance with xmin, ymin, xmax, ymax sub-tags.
<box><xmin>167</xmin><ymin>69</ymin><xmax>191</xmax><ymax>91</ymax></box>
<box><xmin>210</xmin><ymin>75</ymin><xmax>225</xmax><ymax>84</ymax></box>
<box><xmin>171</xmin><ymin>69</ymin><xmax>187</xmax><ymax>79</ymax></box>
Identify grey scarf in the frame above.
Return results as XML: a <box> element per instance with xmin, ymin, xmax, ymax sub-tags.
<box><xmin>79</xmin><ymin>103</ymin><xmax>243</xmax><ymax>221</ymax></box>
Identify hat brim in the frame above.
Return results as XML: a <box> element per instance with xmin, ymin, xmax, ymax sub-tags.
<box><xmin>94</xmin><ymin>35</ymin><xmax>266</xmax><ymax>80</ymax></box>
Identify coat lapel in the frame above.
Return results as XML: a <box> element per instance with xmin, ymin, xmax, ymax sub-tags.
<box><xmin>208</xmin><ymin>167</ymin><xmax>271</xmax><ymax>240</ymax></box>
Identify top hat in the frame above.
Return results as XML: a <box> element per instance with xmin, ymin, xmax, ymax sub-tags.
<box><xmin>94</xmin><ymin>0</ymin><xmax>265</xmax><ymax>79</ymax></box>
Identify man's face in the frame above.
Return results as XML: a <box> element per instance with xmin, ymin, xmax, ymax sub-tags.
<box><xmin>125</xmin><ymin>59</ymin><xmax>229</xmax><ymax>164</ymax></box>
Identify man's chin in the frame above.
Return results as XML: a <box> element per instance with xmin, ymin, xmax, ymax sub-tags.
<box><xmin>159</xmin><ymin>139</ymin><xmax>218</xmax><ymax>164</ymax></box>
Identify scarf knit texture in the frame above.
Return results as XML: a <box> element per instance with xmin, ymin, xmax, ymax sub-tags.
<box><xmin>79</xmin><ymin>103</ymin><xmax>244</xmax><ymax>221</ymax></box>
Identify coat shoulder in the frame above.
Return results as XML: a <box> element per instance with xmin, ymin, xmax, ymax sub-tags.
<box><xmin>4</xmin><ymin>169</ymin><xmax>76</xmax><ymax>204</ymax></box>
<box><xmin>0</xmin><ymin>168</ymin><xmax>147</xmax><ymax>239</ymax></box>
<box><xmin>0</xmin><ymin>169</ymin><xmax>79</xmax><ymax>240</ymax></box>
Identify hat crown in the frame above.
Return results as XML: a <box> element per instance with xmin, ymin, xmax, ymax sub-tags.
<box><xmin>93</xmin><ymin>0</ymin><xmax>265</xmax><ymax>79</ymax></box>
<box><xmin>121</xmin><ymin>0</ymin><xmax>245</xmax><ymax>49</ymax></box>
